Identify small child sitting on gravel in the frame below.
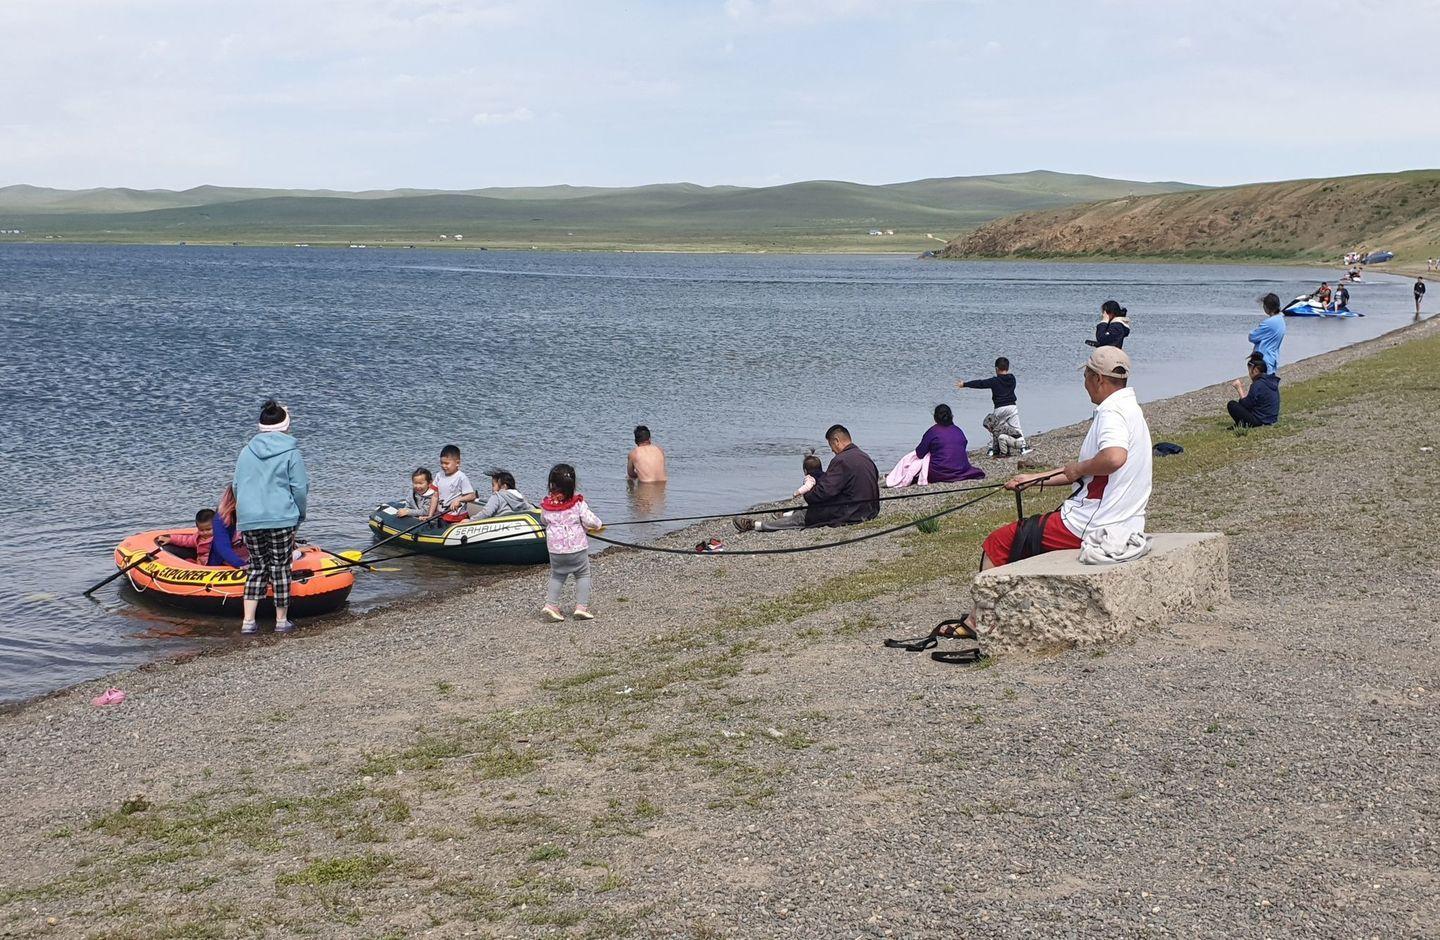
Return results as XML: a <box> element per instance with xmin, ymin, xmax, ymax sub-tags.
<box><xmin>539</xmin><ymin>463</ymin><xmax>603</xmax><ymax>622</ymax></box>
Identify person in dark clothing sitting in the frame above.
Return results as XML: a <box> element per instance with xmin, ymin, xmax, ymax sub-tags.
<box><xmin>1086</xmin><ymin>300</ymin><xmax>1131</xmax><ymax>349</ymax></box>
<box><xmin>735</xmin><ymin>424</ymin><xmax>880</xmax><ymax>532</ymax></box>
<box><xmin>1227</xmin><ymin>353</ymin><xmax>1281</xmax><ymax>428</ymax></box>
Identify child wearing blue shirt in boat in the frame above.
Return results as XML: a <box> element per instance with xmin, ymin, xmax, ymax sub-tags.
<box><xmin>395</xmin><ymin>467</ymin><xmax>440</xmax><ymax>520</ymax></box>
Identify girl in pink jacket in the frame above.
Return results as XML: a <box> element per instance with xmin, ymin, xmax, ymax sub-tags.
<box><xmin>539</xmin><ymin>463</ymin><xmax>602</xmax><ymax>622</ymax></box>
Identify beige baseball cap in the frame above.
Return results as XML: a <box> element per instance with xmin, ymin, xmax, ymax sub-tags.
<box><xmin>1080</xmin><ymin>346</ymin><xmax>1132</xmax><ymax>378</ymax></box>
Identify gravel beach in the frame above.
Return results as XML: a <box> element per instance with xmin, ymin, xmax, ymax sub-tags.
<box><xmin>2</xmin><ymin>318</ymin><xmax>1437</xmax><ymax>939</ymax></box>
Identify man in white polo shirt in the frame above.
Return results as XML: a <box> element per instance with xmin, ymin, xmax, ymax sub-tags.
<box><xmin>978</xmin><ymin>345</ymin><xmax>1153</xmax><ymax>572</ymax></box>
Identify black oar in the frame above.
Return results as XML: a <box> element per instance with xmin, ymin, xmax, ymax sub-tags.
<box><xmin>361</xmin><ymin>508</ymin><xmax>452</xmax><ymax>557</ymax></box>
<box><xmin>83</xmin><ymin>548</ymin><xmax>159</xmax><ymax>597</ymax></box>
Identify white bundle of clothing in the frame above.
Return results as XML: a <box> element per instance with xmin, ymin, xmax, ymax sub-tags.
<box><xmin>1078</xmin><ymin>527</ymin><xmax>1152</xmax><ymax>565</ymax></box>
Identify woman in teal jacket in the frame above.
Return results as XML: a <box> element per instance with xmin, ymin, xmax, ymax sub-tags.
<box><xmin>233</xmin><ymin>399</ymin><xmax>310</xmax><ymax>635</ymax></box>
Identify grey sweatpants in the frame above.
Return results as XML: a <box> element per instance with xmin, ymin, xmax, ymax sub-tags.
<box><xmin>546</xmin><ymin>550</ymin><xmax>592</xmax><ymax>607</ymax></box>
<box><xmin>756</xmin><ymin>509</ymin><xmax>808</xmax><ymax>531</ymax></box>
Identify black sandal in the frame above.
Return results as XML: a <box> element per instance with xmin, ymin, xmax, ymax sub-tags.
<box><xmin>883</xmin><ymin>631</ymin><xmax>939</xmax><ymax>652</ymax></box>
<box><xmin>931</xmin><ymin>647</ymin><xmax>988</xmax><ymax>665</ymax></box>
<box><xmin>933</xmin><ymin>616</ymin><xmax>977</xmax><ymax>641</ymax></box>
<box><xmin>884</xmin><ymin>616</ymin><xmax>977</xmax><ymax>652</ymax></box>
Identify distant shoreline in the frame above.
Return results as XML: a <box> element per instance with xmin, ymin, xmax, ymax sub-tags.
<box><xmin>0</xmin><ymin>237</ymin><xmax>1408</xmax><ymax>266</ymax></box>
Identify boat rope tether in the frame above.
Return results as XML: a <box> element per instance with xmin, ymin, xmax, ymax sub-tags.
<box><xmin>587</xmin><ymin>486</ymin><xmax>1006</xmax><ymax>557</ymax></box>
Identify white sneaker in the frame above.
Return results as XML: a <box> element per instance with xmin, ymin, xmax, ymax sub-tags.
<box><xmin>240</xmin><ymin>620</ymin><xmax>258</xmax><ymax>635</ymax></box>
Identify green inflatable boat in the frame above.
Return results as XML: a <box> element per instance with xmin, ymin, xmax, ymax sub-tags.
<box><xmin>367</xmin><ymin>502</ymin><xmax>549</xmax><ymax>565</ymax></box>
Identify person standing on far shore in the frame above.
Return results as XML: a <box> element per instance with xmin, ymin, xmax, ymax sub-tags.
<box><xmin>1249</xmin><ymin>293</ymin><xmax>1287</xmax><ymax>374</ymax></box>
<box><xmin>1415</xmin><ymin>277</ymin><xmax>1426</xmax><ymax>319</ymax></box>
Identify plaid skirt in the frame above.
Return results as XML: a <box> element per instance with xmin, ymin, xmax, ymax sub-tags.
<box><xmin>241</xmin><ymin>527</ymin><xmax>297</xmax><ymax>606</ymax></box>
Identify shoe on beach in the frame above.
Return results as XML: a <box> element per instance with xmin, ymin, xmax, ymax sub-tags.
<box><xmin>240</xmin><ymin>620</ymin><xmax>259</xmax><ymax>635</ymax></box>
<box><xmin>572</xmin><ymin>606</ymin><xmax>595</xmax><ymax>621</ymax></box>
<box><xmin>733</xmin><ymin>517</ymin><xmax>756</xmax><ymax>533</ymax></box>
<box><xmin>275</xmin><ymin>620</ymin><xmax>297</xmax><ymax>634</ymax></box>
<box><xmin>91</xmin><ymin>687</ymin><xmax>126</xmax><ymax>707</ymax></box>
<box><xmin>542</xmin><ymin>605</ymin><xmax>565</xmax><ymax>622</ymax></box>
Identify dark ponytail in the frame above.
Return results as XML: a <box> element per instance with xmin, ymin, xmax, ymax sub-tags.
<box><xmin>1101</xmin><ymin>300</ymin><xmax>1127</xmax><ymax>318</ymax></box>
<box><xmin>547</xmin><ymin>463</ymin><xmax>577</xmax><ymax>499</ymax></box>
<box><xmin>933</xmin><ymin>403</ymin><xmax>954</xmax><ymax>426</ymax></box>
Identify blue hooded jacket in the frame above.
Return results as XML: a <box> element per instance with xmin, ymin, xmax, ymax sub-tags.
<box><xmin>1248</xmin><ymin>314</ymin><xmax>1287</xmax><ymax>374</ymax></box>
<box><xmin>233</xmin><ymin>432</ymin><xmax>309</xmax><ymax>533</ymax></box>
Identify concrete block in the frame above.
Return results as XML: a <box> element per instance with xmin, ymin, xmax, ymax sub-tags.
<box><xmin>971</xmin><ymin>533</ymin><xmax>1230</xmax><ymax>652</ymax></box>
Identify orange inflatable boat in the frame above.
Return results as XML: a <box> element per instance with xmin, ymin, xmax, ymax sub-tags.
<box><xmin>113</xmin><ymin>530</ymin><xmax>355</xmax><ymax>617</ymax></box>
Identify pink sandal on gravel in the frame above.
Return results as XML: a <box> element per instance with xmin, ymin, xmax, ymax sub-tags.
<box><xmin>91</xmin><ymin>688</ymin><xmax>126</xmax><ymax>707</ymax></box>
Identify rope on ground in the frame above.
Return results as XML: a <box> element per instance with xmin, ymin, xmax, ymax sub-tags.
<box><xmin>599</xmin><ymin>479</ymin><xmax>1008</xmax><ymax>528</ymax></box>
<box><xmin>587</xmin><ymin>486</ymin><xmax>1005</xmax><ymax>557</ymax></box>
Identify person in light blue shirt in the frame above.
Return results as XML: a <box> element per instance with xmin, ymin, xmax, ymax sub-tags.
<box><xmin>1248</xmin><ymin>293</ymin><xmax>1287</xmax><ymax>374</ymax></box>
<box><xmin>233</xmin><ymin>399</ymin><xmax>310</xmax><ymax>636</ymax></box>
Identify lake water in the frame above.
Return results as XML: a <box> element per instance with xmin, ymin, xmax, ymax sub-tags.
<box><xmin>0</xmin><ymin>245</ymin><xmax>1416</xmax><ymax>703</ymax></box>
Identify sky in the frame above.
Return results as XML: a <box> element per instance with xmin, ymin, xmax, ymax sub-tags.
<box><xmin>3</xmin><ymin>0</ymin><xmax>1439</xmax><ymax>191</ymax></box>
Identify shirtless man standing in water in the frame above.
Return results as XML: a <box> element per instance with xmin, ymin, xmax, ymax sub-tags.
<box><xmin>626</xmin><ymin>425</ymin><xmax>668</xmax><ymax>483</ymax></box>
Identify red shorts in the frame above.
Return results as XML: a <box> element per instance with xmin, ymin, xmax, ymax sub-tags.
<box><xmin>982</xmin><ymin>512</ymin><xmax>1082</xmax><ymax>567</ymax></box>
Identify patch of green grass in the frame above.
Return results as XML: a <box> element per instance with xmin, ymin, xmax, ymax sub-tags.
<box><xmin>475</xmin><ymin>745</ymin><xmax>539</xmax><ymax>780</ymax></box>
<box><xmin>470</xmin><ymin>809</ymin><xmax>562</xmax><ymax>833</ymax></box>
<box><xmin>540</xmin><ymin>666</ymin><xmax>619</xmax><ymax>691</ymax></box>
<box><xmin>526</xmin><ymin>843</ymin><xmax>569</xmax><ymax>862</ymax></box>
<box><xmin>275</xmin><ymin>853</ymin><xmax>393</xmax><ymax>888</ymax></box>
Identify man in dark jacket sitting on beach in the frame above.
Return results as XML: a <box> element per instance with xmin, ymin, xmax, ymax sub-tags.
<box><xmin>735</xmin><ymin>425</ymin><xmax>880</xmax><ymax>532</ymax></box>
<box><xmin>1227</xmin><ymin>353</ymin><xmax>1281</xmax><ymax>428</ymax></box>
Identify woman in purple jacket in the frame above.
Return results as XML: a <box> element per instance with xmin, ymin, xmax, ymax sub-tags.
<box><xmin>887</xmin><ymin>404</ymin><xmax>986</xmax><ymax>486</ymax></box>
<box><xmin>916</xmin><ymin>404</ymin><xmax>985</xmax><ymax>482</ymax></box>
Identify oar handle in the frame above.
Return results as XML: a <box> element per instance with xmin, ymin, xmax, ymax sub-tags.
<box><xmin>84</xmin><ymin>547</ymin><xmax>160</xmax><ymax>597</ymax></box>
<box><xmin>316</xmin><ymin>545</ymin><xmax>377</xmax><ymax>572</ymax></box>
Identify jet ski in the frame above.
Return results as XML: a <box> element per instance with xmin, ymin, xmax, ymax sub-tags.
<box><xmin>1282</xmin><ymin>294</ymin><xmax>1362</xmax><ymax>318</ymax></box>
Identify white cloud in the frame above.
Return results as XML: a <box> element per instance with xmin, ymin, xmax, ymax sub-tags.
<box><xmin>472</xmin><ymin>107</ymin><xmax>534</xmax><ymax>125</ymax></box>
<box><xmin>723</xmin><ymin>0</ymin><xmax>945</xmax><ymax>26</ymax></box>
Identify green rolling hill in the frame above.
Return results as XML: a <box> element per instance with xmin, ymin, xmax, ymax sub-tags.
<box><xmin>0</xmin><ymin>172</ymin><xmax>1201</xmax><ymax>251</ymax></box>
